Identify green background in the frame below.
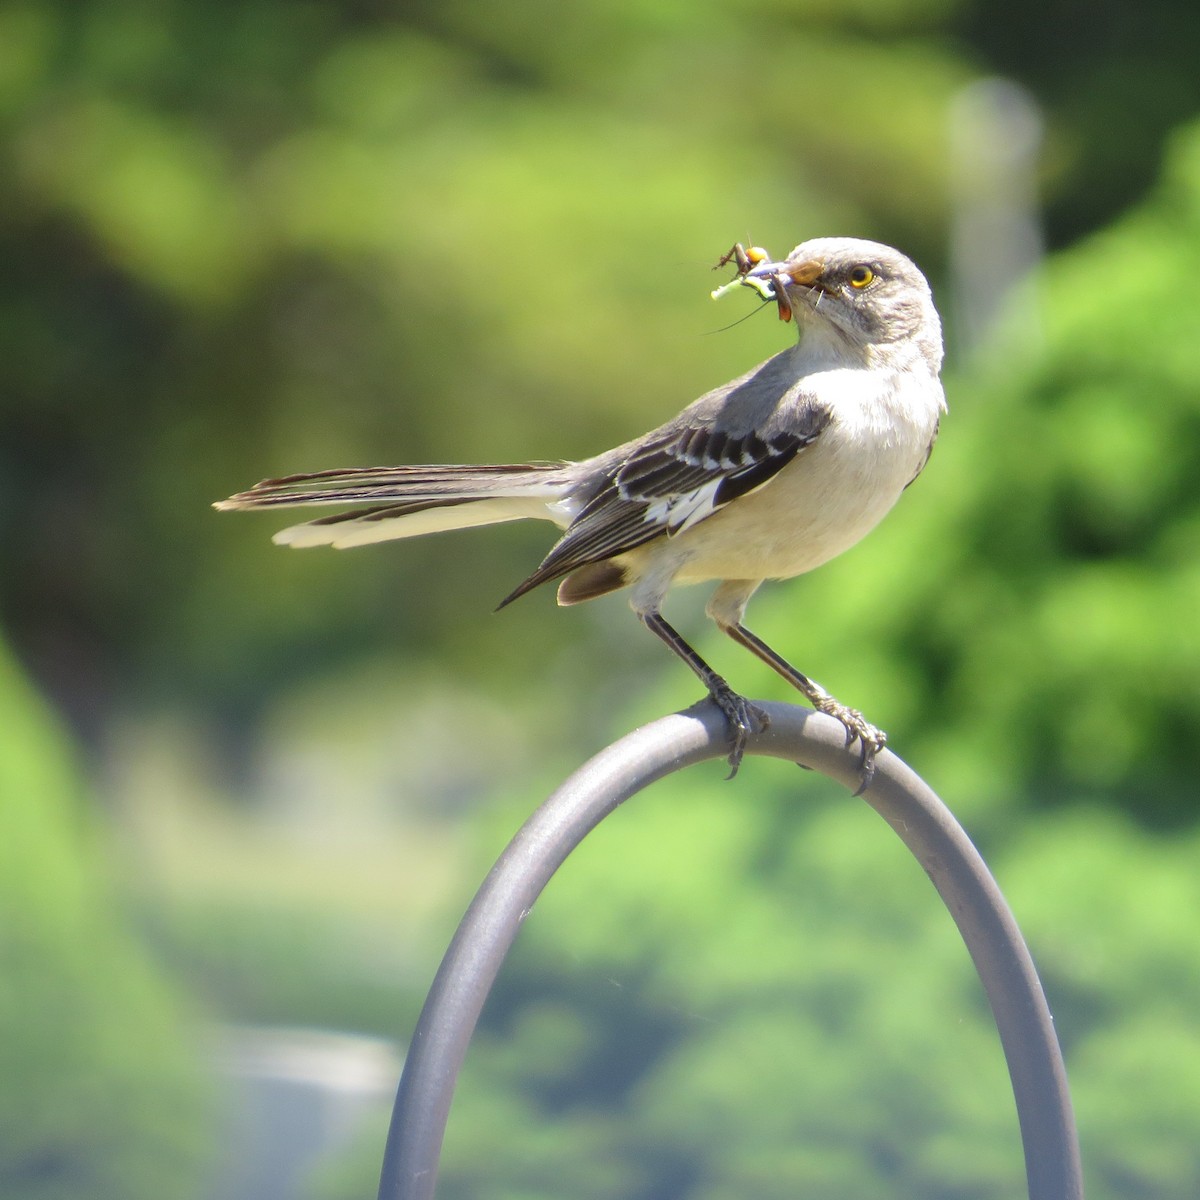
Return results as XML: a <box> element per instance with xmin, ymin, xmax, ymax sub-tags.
<box><xmin>2</xmin><ymin>1</ymin><xmax>1199</xmax><ymax>1197</ymax></box>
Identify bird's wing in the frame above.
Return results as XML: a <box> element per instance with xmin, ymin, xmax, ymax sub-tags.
<box><xmin>500</xmin><ymin>406</ymin><xmax>831</xmax><ymax>605</ymax></box>
<box><xmin>905</xmin><ymin>415</ymin><xmax>940</xmax><ymax>489</ymax></box>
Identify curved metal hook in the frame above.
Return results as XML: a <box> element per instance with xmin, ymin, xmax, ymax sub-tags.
<box><xmin>377</xmin><ymin>700</ymin><xmax>1083</xmax><ymax>1200</ymax></box>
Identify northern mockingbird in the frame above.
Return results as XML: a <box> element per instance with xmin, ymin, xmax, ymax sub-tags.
<box><xmin>217</xmin><ymin>236</ymin><xmax>945</xmax><ymax>785</ymax></box>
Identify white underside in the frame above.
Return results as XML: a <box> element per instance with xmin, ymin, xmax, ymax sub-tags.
<box><xmin>620</xmin><ymin>368</ymin><xmax>941</xmax><ymax>607</ymax></box>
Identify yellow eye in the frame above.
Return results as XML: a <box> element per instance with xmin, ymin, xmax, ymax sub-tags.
<box><xmin>849</xmin><ymin>264</ymin><xmax>875</xmax><ymax>289</ymax></box>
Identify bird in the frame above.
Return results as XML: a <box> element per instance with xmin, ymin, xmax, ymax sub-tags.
<box><xmin>216</xmin><ymin>236</ymin><xmax>946</xmax><ymax>786</ymax></box>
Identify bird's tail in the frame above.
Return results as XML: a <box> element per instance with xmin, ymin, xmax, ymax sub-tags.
<box><xmin>214</xmin><ymin>463</ymin><xmax>572</xmax><ymax>549</ymax></box>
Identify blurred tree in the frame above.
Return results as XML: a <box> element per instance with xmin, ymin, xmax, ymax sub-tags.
<box><xmin>3</xmin><ymin>0</ymin><xmax>1196</xmax><ymax>752</ymax></box>
<box><xmin>957</xmin><ymin>0</ymin><xmax>1200</xmax><ymax>243</ymax></box>
<box><xmin>313</xmin><ymin>113</ymin><xmax>1200</xmax><ymax>1199</ymax></box>
<box><xmin>307</xmin><ymin>782</ymin><xmax>1200</xmax><ymax>1200</ymax></box>
<box><xmin>761</xmin><ymin>116</ymin><xmax>1200</xmax><ymax>822</ymax></box>
<box><xmin>0</xmin><ymin>635</ymin><xmax>212</xmax><ymax>1199</ymax></box>
<box><xmin>3</xmin><ymin>4</ymin><xmax>1194</xmax><ymax>1194</ymax></box>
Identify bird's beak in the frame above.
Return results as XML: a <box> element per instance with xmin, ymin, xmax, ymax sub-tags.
<box><xmin>746</xmin><ymin>257</ymin><xmax>826</xmax><ymax>322</ymax></box>
<box><xmin>778</xmin><ymin>259</ymin><xmax>826</xmax><ymax>288</ymax></box>
<box><xmin>746</xmin><ymin>257</ymin><xmax>825</xmax><ymax>286</ymax></box>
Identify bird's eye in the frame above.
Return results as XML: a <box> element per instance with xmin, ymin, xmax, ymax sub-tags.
<box><xmin>848</xmin><ymin>265</ymin><xmax>875</xmax><ymax>289</ymax></box>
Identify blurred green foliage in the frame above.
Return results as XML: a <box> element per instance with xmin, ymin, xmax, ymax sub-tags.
<box><xmin>420</xmin><ymin>800</ymin><xmax>1200</xmax><ymax>1200</ymax></box>
<box><xmin>3</xmin><ymin>0</ymin><xmax>1200</xmax><ymax>1197</ymax></box>
<box><xmin>310</xmin><ymin>115</ymin><xmax>1200</xmax><ymax>1200</ymax></box>
<box><xmin>739</xmin><ymin>120</ymin><xmax>1200</xmax><ymax>822</ymax></box>
<box><xmin>0</xmin><ymin>638</ymin><xmax>212</xmax><ymax>1200</ymax></box>
<box><xmin>2</xmin><ymin>0</ymin><xmax>1198</xmax><ymax>731</ymax></box>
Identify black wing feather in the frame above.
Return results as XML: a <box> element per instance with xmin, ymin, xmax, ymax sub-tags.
<box><xmin>499</xmin><ymin>410</ymin><xmax>829</xmax><ymax>607</ymax></box>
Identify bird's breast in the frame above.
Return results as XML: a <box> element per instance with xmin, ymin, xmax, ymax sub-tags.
<box><xmin>667</xmin><ymin>373</ymin><xmax>940</xmax><ymax>583</ymax></box>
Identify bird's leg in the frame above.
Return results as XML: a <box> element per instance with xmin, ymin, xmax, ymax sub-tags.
<box><xmin>718</xmin><ymin>622</ymin><xmax>886</xmax><ymax>793</ymax></box>
<box><xmin>640</xmin><ymin>611</ymin><xmax>768</xmax><ymax>778</ymax></box>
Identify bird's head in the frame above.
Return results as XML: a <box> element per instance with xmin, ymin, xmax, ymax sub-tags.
<box><xmin>749</xmin><ymin>237</ymin><xmax>943</xmax><ymax>371</ymax></box>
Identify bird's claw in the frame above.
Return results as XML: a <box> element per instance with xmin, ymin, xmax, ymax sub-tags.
<box><xmin>814</xmin><ymin>698</ymin><xmax>887</xmax><ymax>794</ymax></box>
<box><xmin>709</xmin><ymin>685</ymin><xmax>769</xmax><ymax>779</ymax></box>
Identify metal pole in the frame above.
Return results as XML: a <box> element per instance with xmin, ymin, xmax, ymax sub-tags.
<box><xmin>377</xmin><ymin>700</ymin><xmax>1083</xmax><ymax>1200</ymax></box>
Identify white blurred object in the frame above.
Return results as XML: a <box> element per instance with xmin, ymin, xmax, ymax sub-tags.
<box><xmin>208</xmin><ymin>1026</ymin><xmax>401</xmax><ymax>1200</ymax></box>
<box><xmin>949</xmin><ymin>78</ymin><xmax>1045</xmax><ymax>354</ymax></box>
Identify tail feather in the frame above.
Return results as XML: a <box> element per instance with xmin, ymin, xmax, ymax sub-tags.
<box><xmin>215</xmin><ymin>463</ymin><xmax>565</xmax><ymax>508</ymax></box>
<box><xmin>215</xmin><ymin>462</ymin><xmax>571</xmax><ymax>549</ymax></box>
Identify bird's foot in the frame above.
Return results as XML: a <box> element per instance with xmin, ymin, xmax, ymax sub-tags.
<box><xmin>813</xmin><ymin>697</ymin><xmax>887</xmax><ymax>795</ymax></box>
<box><xmin>708</xmin><ymin>684</ymin><xmax>769</xmax><ymax>779</ymax></box>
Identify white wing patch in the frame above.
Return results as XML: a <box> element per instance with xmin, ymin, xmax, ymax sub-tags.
<box><xmin>644</xmin><ymin>479</ymin><xmax>724</xmax><ymax>536</ymax></box>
